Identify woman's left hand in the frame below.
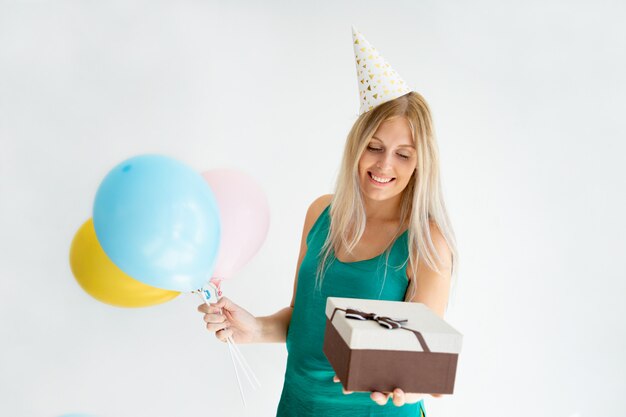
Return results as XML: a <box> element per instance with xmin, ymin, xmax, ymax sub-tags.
<box><xmin>369</xmin><ymin>389</ymin><xmax>427</xmax><ymax>406</ymax></box>
<box><xmin>333</xmin><ymin>375</ymin><xmax>440</xmax><ymax>406</ymax></box>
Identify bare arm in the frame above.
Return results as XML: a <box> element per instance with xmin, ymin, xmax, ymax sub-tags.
<box><xmin>404</xmin><ymin>222</ymin><xmax>453</xmax><ymax>316</ymax></box>
<box><xmin>361</xmin><ymin>223</ymin><xmax>453</xmax><ymax>406</ymax></box>
<box><xmin>255</xmin><ymin>307</ymin><xmax>293</xmax><ymax>343</ymax></box>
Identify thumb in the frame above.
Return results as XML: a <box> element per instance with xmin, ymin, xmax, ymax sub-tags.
<box><xmin>212</xmin><ymin>296</ymin><xmax>235</xmax><ymax>311</ymax></box>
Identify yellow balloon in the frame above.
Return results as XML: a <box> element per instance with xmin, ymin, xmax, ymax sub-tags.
<box><xmin>70</xmin><ymin>219</ymin><xmax>180</xmax><ymax>307</ymax></box>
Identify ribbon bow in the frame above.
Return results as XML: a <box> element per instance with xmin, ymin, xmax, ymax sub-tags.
<box><xmin>330</xmin><ymin>307</ymin><xmax>431</xmax><ymax>353</ymax></box>
<box><xmin>344</xmin><ymin>308</ymin><xmax>407</xmax><ymax>330</ymax></box>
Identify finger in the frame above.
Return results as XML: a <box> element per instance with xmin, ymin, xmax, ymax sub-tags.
<box><xmin>197</xmin><ymin>303</ymin><xmax>223</xmax><ymax>314</ymax></box>
<box><xmin>332</xmin><ymin>375</ymin><xmax>353</xmax><ymax>394</ymax></box>
<box><xmin>370</xmin><ymin>391</ymin><xmax>390</xmax><ymax>406</ymax></box>
<box><xmin>206</xmin><ymin>321</ymin><xmax>229</xmax><ymax>333</ymax></box>
<box><xmin>211</xmin><ymin>296</ymin><xmax>233</xmax><ymax>311</ymax></box>
<box><xmin>430</xmin><ymin>393</ymin><xmax>443</xmax><ymax>398</ymax></box>
<box><xmin>216</xmin><ymin>328</ymin><xmax>233</xmax><ymax>342</ymax></box>
<box><xmin>203</xmin><ymin>313</ymin><xmax>227</xmax><ymax>324</ymax></box>
<box><xmin>207</xmin><ymin>297</ymin><xmax>239</xmax><ymax>316</ymax></box>
<box><xmin>392</xmin><ymin>389</ymin><xmax>405</xmax><ymax>407</ymax></box>
<box><xmin>403</xmin><ymin>392</ymin><xmax>426</xmax><ymax>403</ymax></box>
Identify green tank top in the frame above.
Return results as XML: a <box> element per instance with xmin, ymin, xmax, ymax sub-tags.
<box><xmin>276</xmin><ymin>205</ymin><xmax>426</xmax><ymax>417</ymax></box>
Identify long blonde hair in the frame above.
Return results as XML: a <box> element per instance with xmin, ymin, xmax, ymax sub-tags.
<box><xmin>315</xmin><ymin>92</ymin><xmax>457</xmax><ymax>300</ymax></box>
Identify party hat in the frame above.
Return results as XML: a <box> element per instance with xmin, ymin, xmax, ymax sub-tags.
<box><xmin>352</xmin><ymin>27</ymin><xmax>412</xmax><ymax>115</ymax></box>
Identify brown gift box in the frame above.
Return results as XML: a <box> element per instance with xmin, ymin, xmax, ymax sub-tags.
<box><xmin>323</xmin><ymin>297</ymin><xmax>463</xmax><ymax>394</ymax></box>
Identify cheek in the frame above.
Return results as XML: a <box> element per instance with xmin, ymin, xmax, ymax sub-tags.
<box><xmin>399</xmin><ymin>164</ymin><xmax>416</xmax><ymax>183</ymax></box>
<box><xmin>360</xmin><ymin>153</ymin><xmax>380</xmax><ymax>169</ymax></box>
<box><xmin>357</xmin><ymin>155</ymin><xmax>370</xmax><ymax>174</ymax></box>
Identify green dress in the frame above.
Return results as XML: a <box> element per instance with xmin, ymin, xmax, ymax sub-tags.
<box><xmin>276</xmin><ymin>205</ymin><xmax>426</xmax><ymax>417</ymax></box>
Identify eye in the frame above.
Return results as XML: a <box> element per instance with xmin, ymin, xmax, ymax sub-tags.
<box><xmin>367</xmin><ymin>145</ymin><xmax>383</xmax><ymax>152</ymax></box>
<box><xmin>397</xmin><ymin>153</ymin><xmax>411</xmax><ymax>160</ymax></box>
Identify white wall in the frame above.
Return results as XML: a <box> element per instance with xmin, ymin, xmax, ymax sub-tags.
<box><xmin>1</xmin><ymin>1</ymin><xmax>625</xmax><ymax>416</ymax></box>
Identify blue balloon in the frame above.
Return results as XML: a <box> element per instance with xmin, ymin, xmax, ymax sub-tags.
<box><xmin>93</xmin><ymin>155</ymin><xmax>221</xmax><ymax>292</ymax></box>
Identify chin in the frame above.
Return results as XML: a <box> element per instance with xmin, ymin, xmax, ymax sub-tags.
<box><xmin>361</xmin><ymin>185</ymin><xmax>402</xmax><ymax>202</ymax></box>
<box><xmin>368</xmin><ymin>193</ymin><xmax>401</xmax><ymax>202</ymax></box>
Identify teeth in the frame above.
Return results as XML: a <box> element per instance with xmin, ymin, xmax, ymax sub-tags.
<box><xmin>371</xmin><ymin>173</ymin><xmax>393</xmax><ymax>183</ymax></box>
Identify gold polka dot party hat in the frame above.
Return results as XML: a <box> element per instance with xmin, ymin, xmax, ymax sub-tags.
<box><xmin>352</xmin><ymin>26</ymin><xmax>411</xmax><ymax>115</ymax></box>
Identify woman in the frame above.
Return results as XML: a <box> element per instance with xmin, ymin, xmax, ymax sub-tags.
<box><xmin>199</xmin><ymin>29</ymin><xmax>457</xmax><ymax>417</ymax></box>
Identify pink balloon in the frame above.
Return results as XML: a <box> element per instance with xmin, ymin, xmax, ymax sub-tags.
<box><xmin>201</xmin><ymin>169</ymin><xmax>270</xmax><ymax>280</ymax></box>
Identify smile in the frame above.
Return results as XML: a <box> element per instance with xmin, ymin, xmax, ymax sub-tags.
<box><xmin>368</xmin><ymin>171</ymin><xmax>395</xmax><ymax>185</ymax></box>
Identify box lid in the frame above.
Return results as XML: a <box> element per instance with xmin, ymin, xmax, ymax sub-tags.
<box><xmin>325</xmin><ymin>297</ymin><xmax>463</xmax><ymax>354</ymax></box>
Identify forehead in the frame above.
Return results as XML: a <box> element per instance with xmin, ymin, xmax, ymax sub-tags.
<box><xmin>370</xmin><ymin>117</ymin><xmax>414</xmax><ymax>147</ymax></box>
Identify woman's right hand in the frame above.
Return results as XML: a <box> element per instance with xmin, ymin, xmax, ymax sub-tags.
<box><xmin>197</xmin><ymin>297</ymin><xmax>260</xmax><ymax>343</ymax></box>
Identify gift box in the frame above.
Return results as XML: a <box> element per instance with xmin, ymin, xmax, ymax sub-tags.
<box><xmin>323</xmin><ymin>297</ymin><xmax>462</xmax><ymax>394</ymax></box>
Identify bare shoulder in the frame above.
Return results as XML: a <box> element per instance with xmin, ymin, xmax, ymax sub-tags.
<box><xmin>290</xmin><ymin>194</ymin><xmax>333</xmax><ymax>308</ymax></box>
<box><xmin>404</xmin><ymin>221</ymin><xmax>453</xmax><ymax>313</ymax></box>
<box><xmin>428</xmin><ymin>221</ymin><xmax>452</xmax><ymax>266</ymax></box>
<box><xmin>303</xmin><ymin>194</ymin><xmax>333</xmax><ymax>231</ymax></box>
<box><xmin>296</xmin><ymin>194</ymin><xmax>333</xmax><ymax>267</ymax></box>
<box><xmin>406</xmin><ymin>221</ymin><xmax>452</xmax><ymax>279</ymax></box>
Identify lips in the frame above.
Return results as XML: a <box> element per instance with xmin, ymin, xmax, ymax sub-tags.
<box><xmin>368</xmin><ymin>171</ymin><xmax>395</xmax><ymax>185</ymax></box>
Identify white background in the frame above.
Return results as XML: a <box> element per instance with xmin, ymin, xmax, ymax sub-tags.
<box><xmin>1</xmin><ymin>1</ymin><xmax>625</xmax><ymax>416</ymax></box>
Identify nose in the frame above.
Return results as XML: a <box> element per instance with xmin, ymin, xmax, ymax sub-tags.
<box><xmin>376</xmin><ymin>151</ymin><xmax>394</xmax><ymax>170</ymax></box>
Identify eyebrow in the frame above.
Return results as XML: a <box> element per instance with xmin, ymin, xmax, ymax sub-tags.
<box><xmin>371</xmin><ymin>136</ymin><xmax>415</xmax><ymax>149</ymax></box>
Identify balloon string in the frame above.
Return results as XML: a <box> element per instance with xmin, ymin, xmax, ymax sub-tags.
<box><xmin>227</xmin><ymin>337</ymin><xmax>257</xmax><ymax>390</ymax></box>
<box><xmin>203</xmin><ymin>281</ymin><xmax>259</xmax><ymax>389</ymax></box>
<box><xmin>196</xmin><ymin>289</ymin><xmax>260</xmax><ymax>405</ymax></box>
<box><xmin>196</xmin><ymin>291</ymin><xmax>246</xmax><ymax>405</ymax></box>
<box><xmin>228</xmin><ymin>336</ymin><xmax>260</xmax><ymax>389</ymax></box>
<box><xmin>226</xmin><ymin>336</ymin><xmax>247</xmax><ymax>408</ymax></box>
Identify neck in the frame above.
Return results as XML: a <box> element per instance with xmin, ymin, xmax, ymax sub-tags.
<box><xmin>362</xmin><ymin>194</ymin><xmax>403</xmax><ymax>222</ymax></box>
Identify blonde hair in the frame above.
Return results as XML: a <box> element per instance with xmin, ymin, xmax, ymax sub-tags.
<box><xmin>315</xmin><ymin>92</ymin><xmax>457</xmax><ymax>300</ymax></box>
